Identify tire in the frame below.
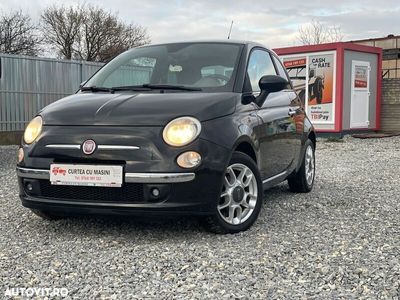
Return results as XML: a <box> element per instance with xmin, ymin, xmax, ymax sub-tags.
<box><xmin>30</xmin><ymin>209</ymin><xmax>63</xmax><ymax>220</ymax></box>
<box><xmin>288</xmin><ymin>139</ymin><xmax>315</xmax><ymax>193</ymax></box>
<box><xmin>202</xmin><ymin>152</ymin><xmax>263</xmax><ymax>234</ymax></box>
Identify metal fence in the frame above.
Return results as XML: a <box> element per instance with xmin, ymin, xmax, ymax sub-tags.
<box><xmin>0</xmin><ymin>54</ymin><xmax>103</xmax><ymax>131</ymax></box>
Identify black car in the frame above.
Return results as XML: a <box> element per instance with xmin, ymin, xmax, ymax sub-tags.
<box><xmin>17</xmin><ymin>41</ymin><xmax>316</xmax><ymax>233</ymax></box>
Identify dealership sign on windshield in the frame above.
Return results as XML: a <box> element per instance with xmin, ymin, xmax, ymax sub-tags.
<box><xmin>283</xmin><ymin>52</ymin><xmax>336</xmax><ymax>125</ymax></box>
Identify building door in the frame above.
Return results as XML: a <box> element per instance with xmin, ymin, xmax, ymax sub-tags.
<box><xmin>350</xmin><ymin>61</ymin><xmax>370</xmax><ymax>128</ymax></box>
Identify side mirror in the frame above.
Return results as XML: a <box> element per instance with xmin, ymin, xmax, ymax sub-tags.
<box><xmin>258</xmin><ymin>75</ymin><xmax>288</xmax><ymax>93</ymax></box>
<box><xmin>241</xmin><ymin>93</ymin><xmax>255</xmax><ymax>105</ymax></box>
<box><xmin>255</xmin><ymin>75</ymin><xmax>288</xmax><ymax>106</ymax></box>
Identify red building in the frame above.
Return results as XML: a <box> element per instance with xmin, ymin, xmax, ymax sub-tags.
<box><xmin>274</xmin><ymin>43</ymin><xmax>382</xmax><ymax>134</ymax></box>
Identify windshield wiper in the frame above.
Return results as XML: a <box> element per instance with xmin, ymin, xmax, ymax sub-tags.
<box><xmin>143</xmin><ymin>84</ymin><xmax>202</xmax><ymax>91</ymax></box>
<box><xmin>111</xmin><ymin>84</ymin><xmax>201</xmax><ymax>92</ymax></box>
<box><xmin>81</xmin><ymin>84</ymin><xmax>202</xmax><ymax>93</ymax></box>
<box><xmin>80</xmin><ymin>86</ymin><xmax>113</xmax><ymax>93</ymax></box>
<box><xmin>110</xmin><ymin>86</ymin><xmax>153</xmax><ymax>92</ymax></box>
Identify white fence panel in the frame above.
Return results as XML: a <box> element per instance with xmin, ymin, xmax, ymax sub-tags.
<box><xmin>0</xmin><ymin>54</ymin><xmax>103</xmax><ymax>131</ymax></box>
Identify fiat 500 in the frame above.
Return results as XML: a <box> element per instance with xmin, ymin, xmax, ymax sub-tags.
<box><xmin>17</xmin><ymin>41</ymin><xmax>316</xmax><ymax>233</ymax></box>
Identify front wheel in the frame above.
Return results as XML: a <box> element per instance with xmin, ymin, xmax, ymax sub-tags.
<box><xmin>202</xmin><ymin>152</ymin><xmax>263</xmax><ymax>234</ymax></box>
<box><xmin>288</xmin><ymin>139</ymin><xmax>315</xmax><ymax>193</ymax></box>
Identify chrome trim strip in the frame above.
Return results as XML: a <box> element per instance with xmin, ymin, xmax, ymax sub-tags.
<box><xmin>17</xmin><ymin>167</ymin><xmax>195</xmax><ymax>184</ymax></box>
<box><xmin>45</xmin><ymin>144</ymin><xmax>81</xmax><ymax>149</ymax></box>
<box><xmin>16</xmin><ymin>167</ymin><xmax>50</xmax><ymax>179</ymax></box>
<box><xmin>125</xmin><ymin>172</ymin><xmax>195</xmax><ymax>183</ymax></box>
<box><xmin>97</xmin><ymin>145</ymin><xmax>140</xmax><ymax>150</ymax></box>
<box><xmin>45</xmin><ymin>144</ymin><xmax>140</xmax><ymax>150</ymax></box>
<box><xmin>262</xmin><ymin>171</ymin><xmax>287</xmax><ymax>184</ymax></box>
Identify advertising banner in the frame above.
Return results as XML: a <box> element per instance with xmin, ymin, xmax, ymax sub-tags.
<box><xmin>282</xmin><ymin>52</ymin><xmax>336</xmax><ymax>125</ymax></box>
<box><xmin>283</xmin><ymin>57</ymin><xmax>307</xmax><ymax>103</ymax></box>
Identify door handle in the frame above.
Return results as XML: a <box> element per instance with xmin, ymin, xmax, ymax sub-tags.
<box><xmin>288</xmin><ymin>109</ymin><xmax>297</xmax><ymax>116</ymax></box>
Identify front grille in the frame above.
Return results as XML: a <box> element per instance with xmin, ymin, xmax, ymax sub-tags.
<box><xmin>33</xmin><ymin>180</ymin><xmax>145</xmax><ymax>203</ymax></box>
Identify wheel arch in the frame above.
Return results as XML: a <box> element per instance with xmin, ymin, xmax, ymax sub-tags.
<box><xmin>232</xmin><ymin>137</ymin><xmax>258</xmax><ymax>165</ymax></box>
<box><xmin>308</xmin><ymin>130</ymin><xmax>316</xmax><ymax>149</ymax></box>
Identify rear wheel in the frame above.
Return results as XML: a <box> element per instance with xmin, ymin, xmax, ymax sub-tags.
<box><xmin>202</xmin><ymin>152</ymin><xmax>263</xmax><ymax>234</ymax></box>
<box><xmin>30</xmin><ymin>209</ymin><xmax>63</xmax><ymax>220</ymax></box>
<box><xmin>288</xmin><ymin>139</ymin><xmax>315</xmax><ymax>193</ymax></box>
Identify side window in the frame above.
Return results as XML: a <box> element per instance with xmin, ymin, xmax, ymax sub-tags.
<box><xmin>272</xmin><ymin>55</ymin><xmax>289</xmax><ymax>81</ymax></box>
<box><xmin>246</xmin><ymin>50</ymin><xmax>276</xmax><ymax>92</ymax></box>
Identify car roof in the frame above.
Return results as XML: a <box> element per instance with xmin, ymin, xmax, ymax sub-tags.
<box><xmin>137</xmin><ymin>40</ymin><xmax>269</xmax><ymax>50</ymax></box>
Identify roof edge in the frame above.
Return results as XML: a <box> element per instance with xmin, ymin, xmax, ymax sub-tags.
<box><xmin>274</xmin><ymin>42</ymin><xmax>382</xmax><ymax>56</ymax></box>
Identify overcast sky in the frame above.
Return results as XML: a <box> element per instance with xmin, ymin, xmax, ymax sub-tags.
<box><xmin>1</xmin><ymin>0</ymin><xmax>399</xmax><ymax>48</ymax></box>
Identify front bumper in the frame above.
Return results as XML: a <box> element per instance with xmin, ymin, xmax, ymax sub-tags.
<box><xmin>17</xmin><ymin>125</ymin><xmax>231</xmax><ymax>215</ymax></box>
<box><xmin>18</xmin><ymin>168</ymin><xmax>222</xmax><ymax>215</ymax></box>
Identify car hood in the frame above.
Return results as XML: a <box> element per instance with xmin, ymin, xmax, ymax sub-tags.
<box><xmin>40</xmin><ymin>92</ymin><xmax>238</xmax><ymax>126</ymax></box>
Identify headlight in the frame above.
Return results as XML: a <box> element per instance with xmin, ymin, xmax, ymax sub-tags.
<box><xmin>24</xmin><ymin>116</ymin><xmax>43</xmax><ymax>144</ymax></box>
<box><xmin>17</xmin><ymin>148</ymin><xmax>24</xmax><ymax>163</ymax></box>
<box><xmin>163</xmin><ymin>117</ymin><xmax>201</xmax><ymax>147</ymax></box>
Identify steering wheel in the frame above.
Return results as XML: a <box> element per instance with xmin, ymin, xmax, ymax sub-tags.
<box><xmin>203</xmin><ymin>74</ymin><xmax>230</xmax><ymax>83</ymax></box>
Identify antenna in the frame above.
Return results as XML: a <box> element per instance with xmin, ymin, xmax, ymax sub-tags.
<box><xmin>227</xmin><ymin>21</ymin><xmax>233</xmax><ymax>39</ymax></box>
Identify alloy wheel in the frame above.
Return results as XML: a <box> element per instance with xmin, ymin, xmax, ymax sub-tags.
<box><xmin>218</xmin><ymin>163</ymin><xmax>258</xmax><ymax>225</ymax></box>
<box><xmin>304</xmin><ymin>145</ymin><xmax>315</xmax><ymax>186</ymax></box>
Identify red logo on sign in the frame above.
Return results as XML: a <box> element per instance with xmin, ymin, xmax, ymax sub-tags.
<box><xmin>354</xmin><ymin>79</ymin><xmax>368</xmax><ymax>88</ymax></box>
<box><xmin>52</xmin><ymin>167</ymin><xmax>66</xmax><ymax>176</ymax></box>
<box><xmin>82</xmin><ymin>140</ymin><xmax>96</xmax><ymax>155</ymax></box>
<box><xmin>284</xmin><ymin>58</ymin><xmax>307</xmax><ymax>68</ymax></box>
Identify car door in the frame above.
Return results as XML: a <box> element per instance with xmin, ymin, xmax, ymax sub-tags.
<box><xmin>271</xmin><ymin>54</ymin><xmax>304</xmax><ymax>168</ymax></box>
<box><xmin>246</xmin><ymin>49</ymin><xmax>298</xmax><ymax>180</ymax></box>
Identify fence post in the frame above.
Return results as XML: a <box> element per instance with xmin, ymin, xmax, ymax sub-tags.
<box><xmin>80</xmin><ymin>60</ymin><xmax>84</xmax><ymax>86</ymax></box>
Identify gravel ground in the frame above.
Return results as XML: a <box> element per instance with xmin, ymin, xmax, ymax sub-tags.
<box><xmin>0</xmin><ymin>137</ymin><xmax>399</xmax><ymax>299</ymax></box>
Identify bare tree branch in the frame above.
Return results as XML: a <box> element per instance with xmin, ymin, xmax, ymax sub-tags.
<box><xmin>328</xmin><ymin>25</ymin><xmax>344</xmax><ymax>43</ymax></box>
<box><xmin>297</xmin><ymin>19</ymin><xmax>343</xmax><ymax>45</ymax></box>
<box><xmin>0</xmin><ymin>10</ymin><xmax>41</xmax><ymax>56</ymax></box>
<box><xmin>97</xmin><ymin>23</ymin><xmax>150</xmax><ymax>62</ymax></box>
<box><xmin>41</xmin><ymin>5</ymin><xmax>83</xmax><ymax>59</ymax></box>
<box><xmin>40</xmin><ymin>5</ymin><xmax>150</xmax><ymax>62</ymax></box>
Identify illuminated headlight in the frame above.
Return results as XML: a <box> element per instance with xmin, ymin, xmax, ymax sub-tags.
<box><xmin>177</xmin><ymin>151</ymin><xmax>202</xmax><ymax>168</ymax></box>
<box><xmin>24</xmin><ymin>116</ymin><xmax>42</xmax><ymax>144</ymax></box>
<box><xmin>163</xmin><ymin>117</ymin><xmax>201</xmax><ymax>147</ymax></box>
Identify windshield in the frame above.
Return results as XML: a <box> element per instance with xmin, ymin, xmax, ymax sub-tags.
<box><xmin>84</xmin><ymin>42</ymin><xmax>243</xmax><ymax>92</ymax></box>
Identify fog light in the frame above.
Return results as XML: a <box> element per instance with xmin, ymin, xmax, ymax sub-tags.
<box><xmin>151</xmin><ymin>188</ymin><xmax>160</xmax><ymax>197</ymax></box>
<box><xmin>26</xmin><ymin>183</ymin><xmax>33</xmax><ymax>191</ymax></box>
<box><xmin>177</xmin><ymin>151</ymin><xmax>201</xmax><ymax>168</ymax></box>
<box><xmin>18</xmin><ymin>148</ymin><xmax>24</xmax><ymax>163</ymax></box>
